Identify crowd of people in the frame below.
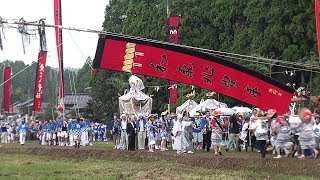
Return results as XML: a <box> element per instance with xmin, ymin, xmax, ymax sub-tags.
<box><xmin>0</xmin><ymin>117</ymin><xmax>109</xmax><ymax>147</ymax></box>
<box><xmin>1</xmin><ymin>107</ymin><xmax>319</xmax><ymax>159</ymax></box>
<box><xmin>110</xmin><ymin>108</ymin><xmax>320</xmax><ymax>159</ymax></box>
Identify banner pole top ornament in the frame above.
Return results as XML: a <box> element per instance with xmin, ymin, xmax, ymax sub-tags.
<box><xmin>206</xmin><ymin>91</ymin><xmax>216</xmax><ymax>97</ymax></box>
<box><xmin>186</xmin><ymin>90</ymin><xmax>195</xmax><ymax>99</ymax></box>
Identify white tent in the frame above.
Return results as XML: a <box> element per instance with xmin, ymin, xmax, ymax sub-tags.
<box><xmin>215</xmin><ymin>107</ymin><xmax>235</xmax><ymax>116</ymax></box>
<box><xmin>232</xmin><ymin>106</ymin><xmax>252</xmax><ymax>115</ymax></box>
<box><xmin>176</xmin><ymin>99</ymin><xmax>198</xmax><ymax>115</ymax></box>
<box><xmin>119</xmin><ymin>75</ymin><xmax>152</xmax><ymax>116</ymax></box>
<box><xmin>190</xmin><ymin>99</ymin><xmax>226</xmax><ymax>116</ymax></box>
<box><xmin>219</xmin><ymin>102</ymin><xmax>228</xmax><ymax>108</ymax></box>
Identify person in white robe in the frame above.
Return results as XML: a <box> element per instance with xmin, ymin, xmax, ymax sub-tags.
<box><xmin>172</xmin><ymin>116</ymin><xmax>184</xmax><ymax>154</ymax></box>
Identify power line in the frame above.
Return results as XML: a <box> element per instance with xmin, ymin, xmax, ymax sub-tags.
<box><xmin>66</xmin><ymin>30</ymin><xmax>93</xmax><ymax>69</ymax></box>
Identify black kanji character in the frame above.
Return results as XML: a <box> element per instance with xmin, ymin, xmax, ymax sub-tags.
<box><xmin>221</xmin><ymin>75</ymin><xmax>237</xmax><ymax>88</ymax></box>
<box><xmin>245</xmin><ymin>86</ymin><xmax>261</xmax><ymax>98</ymax></box>
<box><xmin>177</xmin><ymin>63</ymin><xmax>194</xmax><ymax>77</ymax></box>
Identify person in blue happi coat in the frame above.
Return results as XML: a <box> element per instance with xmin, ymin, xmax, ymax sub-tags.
<box><xmin>18</xmin><ymin>121</ymin><xmax>28</xmax><ymax>145</ymax></box>
<box><xmin>74</xmin><ymin>118</ymin><xmax>84</xmax><ymax>148</ymax></box>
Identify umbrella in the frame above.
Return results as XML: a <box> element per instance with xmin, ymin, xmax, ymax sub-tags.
<box><xmin>232</xmin><ymin>106</ymin><xmax>252</xmax><ymax>115</ymax></box>
<box><xmin>215</xmin><ymin>107</ymin><xmax>235</xmax><ymax>116</ymax></box>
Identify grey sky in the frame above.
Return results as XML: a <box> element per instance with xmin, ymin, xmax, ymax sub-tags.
<box><xmin>0</xmin><ymin>0</ymin><xmax>109</xmax><ymax>68</ymax></box>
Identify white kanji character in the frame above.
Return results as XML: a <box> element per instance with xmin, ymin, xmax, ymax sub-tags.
<box><xmin>40</xmin><ymin>64</ymin><xmax>45</xmax><ymax>72</ymax></box>
<box><xmin>38</xmin><ymin>84</ymin><xmax>42</xmax><ymax>92</ymax></box>
<box><xmin>35</xmin><ymin>93</ymin><xmax>41</xmax><ymax>98</ymax></box>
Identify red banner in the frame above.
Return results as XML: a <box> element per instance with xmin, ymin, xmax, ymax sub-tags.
<box><xmin>93</xmin><ymin>35</ymin><xmax>295</xmax><ymax>114</ymax></box>
<box><xmin>316</xmin><ymin>0</ymin><xmax>320</xmax><ymax>60</ymax></box>
<box><xmin>3</xmin><ymin>67</ymin><xmax>11</xmax><ymax>113</ymax></box>
<box><xmin>168</xmin><ymin>16</ymin><xmax>180</xmax><ymax>104</ymax></box>
<box><xmin>54</xmin><ymin>0</ymin><xmax>65</xmax><ymax>108</ymax></box>
<box><xmin>33</xmin><ymin>51</ymin><xmax>47</xmax><ymax>112</ymax></box>
<box><xmin>168</xmin><ymin>16</ymin><xmax>180</xmax><ymax>44</ymax></box>
<box><xmin>169</xmin><ymin>81</ymin><xmax>178</xmax><ymax>104</ymax></box>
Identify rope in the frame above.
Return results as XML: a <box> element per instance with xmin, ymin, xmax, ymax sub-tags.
<box><xmin>67</xmin><ymin>30</ymin><xmax>93</xmax><ymax>69</ymax></box>
<box><xmin>0</xmin><ymin>42</ymin><xmax>64</xmax><ymax>87</ymax></box>
<box><xmin>0</xmin><ymin>61</ymin><xmax>35</xmax><ymax>87</ymax></box>
<box><xmin>211</xmin><ymin>53</ymin><xmax>318</xmax><ymax>73</ymax></box>
<box><xmin>1</xmin><ymin>18</ymin><xmax>320</xmax><ymax>72</ymax></box>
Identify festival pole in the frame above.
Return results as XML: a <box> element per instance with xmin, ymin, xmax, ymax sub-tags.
<box><xmin>167</xmin><ymin>1</ymin><xmax>180</xmax><ymax>108</ymax></box>
<box><xmin>33</xmin><ymin>19</ymin><xmax>48</xmax><ymax>113</ymax></box>
<box><xmin>54</xmin><ymin>0</ymin><xmax>65</xmax><ymax>116</ymax></box>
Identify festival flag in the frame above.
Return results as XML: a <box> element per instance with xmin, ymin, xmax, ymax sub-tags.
<box><xmin>54</xmin><ymin>0</ymin><xmax>65</xmax><ymax>110</ymax></box>
<box><xmin>33</xmin><ymin>19</ymin><xmax>48</xmax><ymax>112</ymax></box>
<box><xmin>168</xmin><ymin>16</ymin><xmax>180</xmax><ymax>104</ymax></box>
<box><xmin>3</xmin><ymin>67</ymin><xmax>11</xmax><ymax>113</ymax></box>
<box><xmin>93</xmin><ymin>34</ymin><xmax>295</xmax><ymax>114</ymax></box>
<box><xmin>33</xmin><ymin>51</ymin><xmax>47</xmax><ymax>112</ymax></box>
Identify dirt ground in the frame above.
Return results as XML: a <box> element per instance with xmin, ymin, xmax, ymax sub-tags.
<box><xmin>0</xmin><ymin>143</ymin><xmax>319</xmax><ymax>178</ymax></box>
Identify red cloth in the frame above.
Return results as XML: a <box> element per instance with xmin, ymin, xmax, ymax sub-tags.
<box><xmin>169</xmin><ymin>83</ymin><xmax>178</xmax><ymax>103</ymax></box>
<box><xmin>94</xmin><ymin>36</ymin><xmax>295</xmax><ymax>114</ymax></box>
<box><xmin>54</xmin><ymin>0</ymin><xmax>65</xmax><ymax>102</ymax></box>
<box><xmin>33</xmin><ymin>51</ymin><xmax>47</xmax><ymax>112</ymax></box>
<box><xmin>168</xmin><ymin>16</ymin><xmax>180</xmax><ymax>104</ymax></box>
<box><xmin>275</xmin><ymin>117</ymin><xmax>285</xmax><ymax>126</ymax></box>
<box><xmin>211</xmin><ymin>118</ymin><xmax>217</xmax><ymax>127</ymax></box>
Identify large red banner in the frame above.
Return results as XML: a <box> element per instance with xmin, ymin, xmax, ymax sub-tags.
<box><xmin>33</xmin><ymin>51</ymin><xmax>47</xmax><ymax>112</ymax></box>
<box><xmin>93</xmin><ymin>35</ymin><xmax>295</xmax><ymax>114</ymax></box>
<box><xmin>3</xmin><ymin>67</ymin><xmax>11</xmax><ymax>113</ymax></box>
<box><xmin>168</xmin><ymin>16</ymin><xmax>180</xmax><ymax>104</ymax></box>
<box><xmin>316</xmin><ymin>0</ymin><xmax>320</xmax><ymax>60</ymax></box>
<box><xmin>54</xmin><ymin>0</ymin><xmax>65</xmax><ymax>108</ymax></box>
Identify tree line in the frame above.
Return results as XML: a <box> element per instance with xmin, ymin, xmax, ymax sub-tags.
<box><xmin>2</xmin><ymin>0</ymin><xmax>319</xmax><ymax>123</ymax></box>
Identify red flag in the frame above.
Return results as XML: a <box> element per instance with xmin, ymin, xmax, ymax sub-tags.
<box><xmin>33</xmin><ymin>51</ymin><xmax>47</xmax><ymax>112</ymax></box>
<box><xmin>168</xmin><ymin>16</ymin><xmax>180</xmax><ymax>103</ymax></box>
<box><xmin>3</xmin><ymin>67</ymin><xmax>11</xmax><ymax>113</ymax></box>
<box><xmin>169</xmin><ymin>82</ymin><xmax>178</xmax><ymax>104</ymax></box>
<box><xmin>168</xmin><ymin>16</ymin><xmax>180</xmax><ymax>44</ymax></box>
<box><xmin>54</xmin><ymin>0</ymin><xmax>65</xmax><ymax>109</ymax></box>
<box><xmin>93</xmin><ymin>35</ymin><xmax>295</xmax><ymax>114</ymax></box>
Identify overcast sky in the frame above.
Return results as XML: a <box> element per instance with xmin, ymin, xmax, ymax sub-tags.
<box><xmin>0</xmin><ymin>0</ymin><xmax>109</xmax><ymax>68</ymax></box>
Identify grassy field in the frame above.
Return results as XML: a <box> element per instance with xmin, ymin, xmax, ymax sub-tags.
<box><xmin>0</xmin><ymin>142</ymin><xmax>318</xmax><ymax>179</ymax></box>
